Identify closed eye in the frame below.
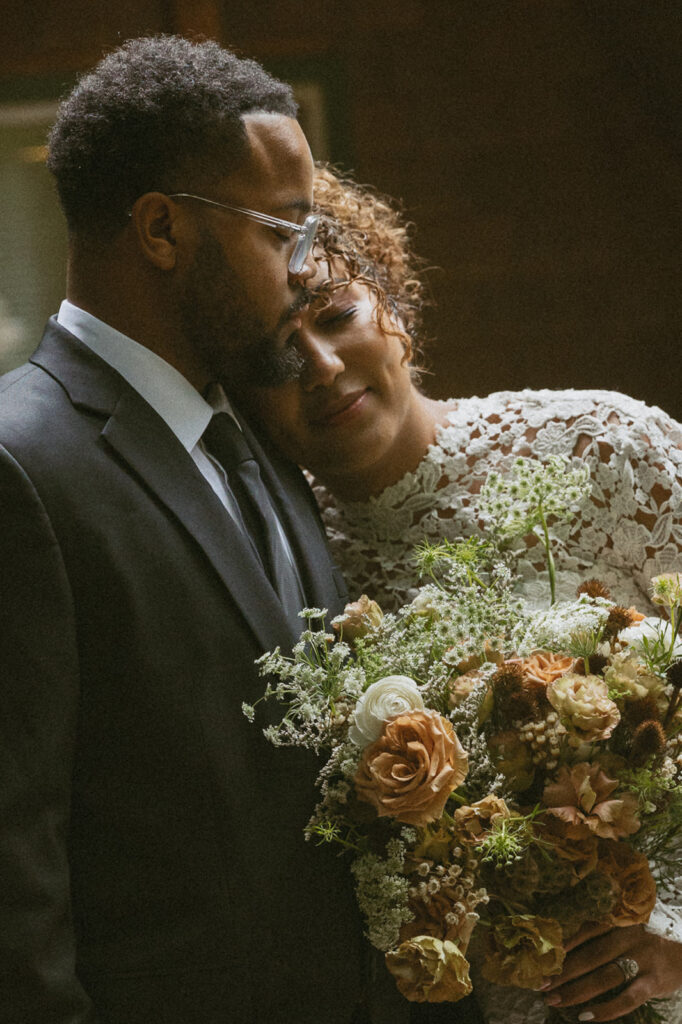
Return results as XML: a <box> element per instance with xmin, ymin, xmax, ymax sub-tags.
<box><xmin>317</xmin><ymin>306</ymin><xmax>357</xmax><ymax>328</ymax></box>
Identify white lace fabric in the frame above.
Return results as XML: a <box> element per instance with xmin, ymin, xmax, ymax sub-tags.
<box><xmin>314</xmin><ymin>389</ymin><xmax>682</xmax><ymax>613</ymax></box>
<box><xmin>312</xmin><ymin>388</ymin><xmax>682</xmax><ymax>1022</ymax></box>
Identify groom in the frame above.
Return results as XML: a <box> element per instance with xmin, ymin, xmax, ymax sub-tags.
<box><xmin>0</xmin><ymin>36</ymin><xmax>482</xmax><ymax>1024</ymax></box>
<box><xmin>0</xmin><ymin>36</ymin><xmax>375</xmax><ymax>1024</ymax></box>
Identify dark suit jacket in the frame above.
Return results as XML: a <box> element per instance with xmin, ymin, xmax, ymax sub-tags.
<box><xmin>0</xmin><ymin>319</ymin><xmax>376</xmax><ymax>1024</ymax></box>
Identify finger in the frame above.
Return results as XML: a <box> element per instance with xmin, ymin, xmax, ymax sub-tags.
<box><xmin>566</xmin><ymin>979</ymin><xmax>649</xmax><ymax>1022</ymax></box>
<box><xmin>543</xmin><ymin>928</ymin><xmax>641</xmax><ymax>990</ymax></box>
<box><xmin>563</xmin><ymin>920</ymin><xmax>615</xmax><ymax>953</ymax></box>
<box><xmin>543</xmin><ymin>960</ymin><xmax>637</xmax><ymax>1009</ymax></box>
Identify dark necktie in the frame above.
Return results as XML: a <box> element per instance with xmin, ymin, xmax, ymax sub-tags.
<box><xmin>203</xmin><ymin>412</ymin><xmax>304</xmax><ymax>621</ymax></box>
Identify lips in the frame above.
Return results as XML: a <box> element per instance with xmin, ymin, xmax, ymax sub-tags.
<box><xmin>308</xmin><ymin>389</ymin><xmax>369</xmax><ymax>426</ymax></box>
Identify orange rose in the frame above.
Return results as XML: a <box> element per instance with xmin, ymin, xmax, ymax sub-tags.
<box><xmin>597</xmin><ymin>840</ymin><xmax>657</xmax><ymax>927</ymax></box>
<box><xmin>355</xmin><ymin>710</ymin><xmax>468</xmax><ymax>827</ymax></box>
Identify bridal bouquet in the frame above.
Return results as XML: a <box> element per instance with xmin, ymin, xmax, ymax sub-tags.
<box><xmin>244</xmin><ymin>457</ymin><xmax>682</xmax><ymax>1019</ymax></box>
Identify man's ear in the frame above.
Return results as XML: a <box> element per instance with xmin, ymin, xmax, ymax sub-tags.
<box><xmin>129</xmin><ymin>192</ymin><xmax>183</xmax><ymax>270</ymax></box>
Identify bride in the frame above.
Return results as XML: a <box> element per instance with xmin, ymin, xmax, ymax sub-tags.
<box><xmin>241</xmin><ymin>165</ymin><xmax>682</xmax><ymax>1023</ymax></box>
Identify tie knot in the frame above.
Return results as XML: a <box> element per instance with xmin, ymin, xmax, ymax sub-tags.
<box><xmin>203</xmin><ymin>412</ymin><xmax>253</xmax><ymax>472</ymax></box>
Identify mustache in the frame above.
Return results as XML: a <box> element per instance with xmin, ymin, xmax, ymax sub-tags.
<box><xmin>277</xmin><ymin>287</ymin><xmax>314</xmax><ymax>327</ymax></box>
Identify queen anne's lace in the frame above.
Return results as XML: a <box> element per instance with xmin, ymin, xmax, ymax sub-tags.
<box><xmin>313</xmin><ymin>388</ymin><xmax>682</xmax><ymax>1023</ymax></box>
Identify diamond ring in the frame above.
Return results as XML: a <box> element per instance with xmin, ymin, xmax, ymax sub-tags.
<box><xmin>613</xmin><ymin>957</ymin><xmax>640</xmax><ymax>982</ymax></box>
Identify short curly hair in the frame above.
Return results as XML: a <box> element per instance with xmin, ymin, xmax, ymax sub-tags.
<box><xmin>47</xmin><ymin>35</ymin><xmax>297</xmax><ymax>239</ymax></box>
<box><xmin>312</xmin><ymin>164</ymin><xmax>429</xmax><ymax>375</ymax></box>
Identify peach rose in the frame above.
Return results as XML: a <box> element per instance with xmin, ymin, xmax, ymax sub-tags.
<box><xmin>454</xmin><ymin>796</ymin><xmax>511</xmax><ymax>843</ymax></box>
<box><xmin>542</xmin><ymin>763</ymin><xmax>640</xmax><ymax>840</ymax></box>
<box><xmin>385</xmin><ymin>936</ymin><xmax>472</xmax><ymax>1002</ymax></box>
<box><xmin>333</xmin><ymin>594</ymin><xmax>383</xmax><ymax>642</ymax></box>
<box><xmin>510</xmin><ymin>650</ymin><xmax>576</xmax><ymax>685</ymax></box>
<box><xmin>597</xmin><ymin>840</ymin><xmax>657</xmax><ymax>927</ymax></box>
<box><xmin>355</xmin><ymin>710</ymin><xmax>468</xmax><ymax>827</ymax></box>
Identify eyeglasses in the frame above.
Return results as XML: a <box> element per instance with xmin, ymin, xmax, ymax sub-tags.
<box><xmin>168</xmin><ymin>192</ymin><xmax>319</xmax><ymax>275</ymax></box>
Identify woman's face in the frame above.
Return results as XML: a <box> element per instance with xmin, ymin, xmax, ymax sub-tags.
<box><xmin>244</xmin><ymin>265</ymin><xmax>419</xmax><ymax>486</ymax></box>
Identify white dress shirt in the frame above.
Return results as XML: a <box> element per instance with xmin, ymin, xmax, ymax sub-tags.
<box><xmin>57</xmin><ymin>300</ymin><xmax>302</xmax><ymax>589</ymax></box>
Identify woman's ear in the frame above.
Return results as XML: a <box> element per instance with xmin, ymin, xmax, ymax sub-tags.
<box><xmin>129</xmin><ymin>192</ymin><xmax>182</xmax><ymax>271</ymax></box>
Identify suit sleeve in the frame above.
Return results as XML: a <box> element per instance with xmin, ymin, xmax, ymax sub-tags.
<box><xmin>0</xmin><ymin>445</ymin><xmax>97</xmax><ymax>1023</ymax></box>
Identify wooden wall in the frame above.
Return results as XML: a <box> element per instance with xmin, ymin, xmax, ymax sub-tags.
<box><xmin>2</xmin><ymin>0</ymin><xmax>680</xmax><ymax>419</ymax></box>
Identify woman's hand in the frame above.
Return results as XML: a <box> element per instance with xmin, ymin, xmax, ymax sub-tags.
<box><xmin>540</xmin><ymin>922</ymin><xmax>682</xmax><ymax>1021</ymax></box>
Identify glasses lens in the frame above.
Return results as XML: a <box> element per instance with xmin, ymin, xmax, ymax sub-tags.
<box><xmin>288</xmin><ymin>214</ymin><xmax>319</xmax><ymax>274</ymax></box>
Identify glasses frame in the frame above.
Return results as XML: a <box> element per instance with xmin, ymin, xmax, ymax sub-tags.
<box><xmin>168</xmin><ymin>192</ymin><xmax>319</xmax><ymax>275</ymax></box>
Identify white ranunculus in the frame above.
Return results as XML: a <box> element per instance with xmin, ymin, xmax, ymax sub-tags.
<box><xmin>349</xmin><ymin>675</ymin><xmax>425</xmax><ymax>748</ymax></box>
<box><xmin>619</xmin><ymin>616</ymin><xmax>682</xmax><ymax>660</ymax></box>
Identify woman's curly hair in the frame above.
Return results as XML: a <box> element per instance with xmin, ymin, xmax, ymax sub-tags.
<box><xmin>313</xmin><ymin>164</ymin><xmax>429</xmax><ymax>376</ymax></box>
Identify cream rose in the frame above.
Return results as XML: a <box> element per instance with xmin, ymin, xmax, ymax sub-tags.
<box><xmin>355</xmin><ymin>710</ymin><xmax>468</xmax><ymax>826</ymax></box>
<box><xmin>349</xmin><ymin>675</ymin><xmax>425</xmax><ymax>747</ymax></box>
<box><xmin>546</xmin><ymin>672</ymin><xmax>620</xmax><ymax>744</ymax></box>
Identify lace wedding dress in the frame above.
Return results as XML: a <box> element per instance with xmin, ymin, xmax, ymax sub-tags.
<box><xmin>312</xmin><ymin>388</ymin><xmax>682</xmax><ymax>1024</ymax></box>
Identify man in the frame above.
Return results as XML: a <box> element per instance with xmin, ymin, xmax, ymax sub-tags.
<box><xmin>0</xmin><ymin>35</ymin><xmax>373</xmax><ymax>1024</ymax></box>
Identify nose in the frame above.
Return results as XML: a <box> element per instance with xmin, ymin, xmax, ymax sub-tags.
<box><xmin>288</xmin><ymin>252</ymin><xmax>316</xmax><ymax>287</ymax></box>
<box><xmin>296</xmin><ymin>325</ymin><xmax>345</xmax><ymax>391</ymax></box>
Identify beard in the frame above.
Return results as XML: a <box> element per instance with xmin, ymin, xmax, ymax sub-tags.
<box><xmin>177</xmin><ymin>227</ymin><xmax>306</xmax><ymax>390</ymax></box>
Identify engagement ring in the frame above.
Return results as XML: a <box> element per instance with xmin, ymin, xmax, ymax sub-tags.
<box><xmin>613</xmin><ymin>957</ymin><xmax>640</xmax><ymax>982</ymax></box>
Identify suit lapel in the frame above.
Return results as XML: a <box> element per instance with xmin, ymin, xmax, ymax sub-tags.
<box><xmin>31</xmin><ymin>321</ymin><xmax>295</xmax><ymax>653</ymax></box>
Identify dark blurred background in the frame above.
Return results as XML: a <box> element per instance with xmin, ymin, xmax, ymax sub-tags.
<box><xmin>1</xmin><ymin>0</ymin><xmax>680</xmax><ymax>419</ymax></box>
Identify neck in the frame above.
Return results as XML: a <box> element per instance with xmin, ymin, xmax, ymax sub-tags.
<box><xmin>66</xmin><ymin>245</ymin><xmax>211</xmax><ymax>393</ymax></box>
<box><xmin>317</xmin><ymin>394</ymin><xmax>448</xmax><ymax>502</ymax></box>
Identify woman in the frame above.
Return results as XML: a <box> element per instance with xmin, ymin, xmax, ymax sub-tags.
<box><xmin>241</xmin><ymin>166</ymin><xmax>682</xmax><ymax>1023</ymax></box>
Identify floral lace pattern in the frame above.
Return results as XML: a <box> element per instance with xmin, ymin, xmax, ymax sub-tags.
<box><xmin>313</xmin><ymin>388</ymin><xmax>682</xmax><ymax>1023</ymax></box>
<box><xmin>314</xmin><ymin>389</ymin><xmax>682</xmax><ymax>613</ymax></box>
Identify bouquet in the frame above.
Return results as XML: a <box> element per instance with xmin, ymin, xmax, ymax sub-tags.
<box><xmin>244</xmin><ymin>457</ymin><xmax>682</xmax><ymax>1020</ymax></box>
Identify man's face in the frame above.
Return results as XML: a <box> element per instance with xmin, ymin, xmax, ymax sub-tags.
<box><xmin>176</xmin><ymin>112</ymin><xmax>314</xmax><ymax>388</ymax></box>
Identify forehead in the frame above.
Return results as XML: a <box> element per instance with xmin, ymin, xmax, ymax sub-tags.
<box><xmin>223</xmin><ymin>112</ymin><xmax>313</xmax><ymax>214</ymax></box>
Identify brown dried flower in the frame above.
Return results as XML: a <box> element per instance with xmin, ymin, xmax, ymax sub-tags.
<box><xmin>385</xmin><ymin>936</ymin><xmax>472</xmax><ymax>1003</ymax></box>
<box><xmin>577</xmin><ymin>579</ymin><xmax>612</xmax><ymax>600</ymax></box>
<box><xmin>454</xmin><ymin>796</ymin><xmax>512</xmax><ymax>843</ymax></box>
<box><xmin>630</xmin><ymin>720</ymin><xmax>667</xmax><ymax>765</ymax></box>
<box><xmin>597</xmin><ymin>839</ymin><xmax>657</xmax><ymax>927</ymax></box>
<box><xmin>481</xmin><ymin>914</ymin><xmax>565</xmax><ymax>989</ymax></box>
<box><xmin>542</xmin><ymin>762</ymin><xmax>640</xmax><ymax>841</ymax></box>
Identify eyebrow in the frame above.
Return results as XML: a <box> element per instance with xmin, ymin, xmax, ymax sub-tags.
<box><xmin>272</xmin><ymin>198</ymin><xmax>312</xmax><ymax>216</ymax></box>
<box><xmin>310</xmin><ymin>275</ymin><xmax>352</xmax><ymax>297</ymax></box>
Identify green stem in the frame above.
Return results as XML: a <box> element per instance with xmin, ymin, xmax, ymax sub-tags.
<box><xmin>538</xmin><ymin>506</ymin><xmax>556</xmax><ymax>605</ymax></box>
<box><xmin>669</xmin><ymin>605</ymin><xmax>680</xmax><ymax>660</ymax></box>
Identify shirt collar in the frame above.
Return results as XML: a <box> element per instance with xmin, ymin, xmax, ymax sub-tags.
<box><xmin>57</xmin><ymin>300</ymin><xmax>236</xmax><ymax>451</ymax></box>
